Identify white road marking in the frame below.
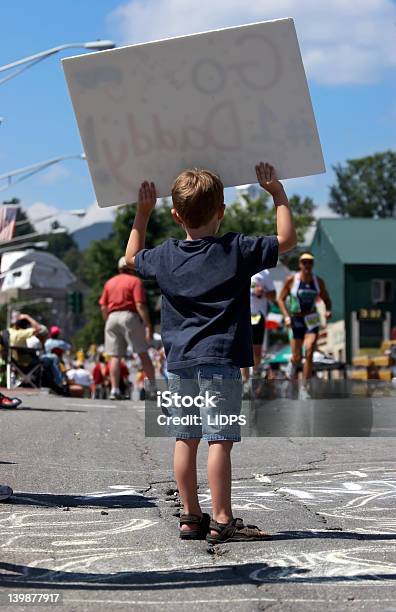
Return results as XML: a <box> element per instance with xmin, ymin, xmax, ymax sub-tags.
<box><xmin>65</xmin><ymin>403</ymin><xmax>115</xmax><ymax>408</ymax></box>
<box><xmin>76</xmin><ymin>490</ymin><xmax>142</xmax><ymax>499</ymax></box>
<box><xmin>343</xmin><ymin>482</ymin><xmax>363</xmax><ymax>490</ymax></box>
<box><xmin>278</xmin><ymin>487</ymin><xmax>314</xmax><ymax>499</ymax></box>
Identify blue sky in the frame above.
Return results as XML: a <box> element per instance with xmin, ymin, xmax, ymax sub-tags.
<box><xmin>1</xmin><ymin>0</ymin><xmax>395</xmax><ymax>232</ymax></box>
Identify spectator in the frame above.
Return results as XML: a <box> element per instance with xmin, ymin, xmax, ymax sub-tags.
<box><xmin>88</xmin><ymin>344</ymin><xmax>98</xmax><ymax>360</ymax></box>
<box><xmin>91</xmin><ymin>353</ymin><xmax>109</xmax><ymax>399</ymax></box>
<box><xmin>0</xmin><ymin>391</ymin><xmax>22</xmax><ymax>409</ymax></box>
<box><xmin>0</xmin><ymin>343</ymin><xmax>6</xmax><ymax>387</ymax></box>
<box><xmin>135</xmin><ymin>367</ymin><xmax>146</xmax><ymax>400</ymax></box>
<box><xmin>7</xmin><ymin>313</ymin><xmax>66</xmax><ymax>394</ymax></box>
<box><xmin>104</xmin><ymin>358</ymin><xmax>131</xmax><ymax>399</ymax></box>
<box><xmin>8</xmin><ymin>312</ymin><xmax>47</xmax><ymax>360</ymax></box>
<box><xmin>99</xmin><ymin>256</ymin><xmax>155</xmax><ymax>400</ymax></box>
<box><xmin>76</xmin><ymin>348</ymin><xmax>85</xmax><ymax>363</ymax></box>
<box><xmin>66</xmin><ymin>361</ymin><xmax>91</xmax><ymax>398</ymax></box>
<box><xmin>242</xmin><ymin>269</ymin><xmax>276</xmax><ymax>385</ymax></box>
<box><xmin>44</xmin><ymin>326</ymin><xmax>71</xmax><ymax>358</ymax></box>
<box><xmin>26</xmin><ymin>335</ymin><xmax>44</xmax><ymax>350</ymax></box>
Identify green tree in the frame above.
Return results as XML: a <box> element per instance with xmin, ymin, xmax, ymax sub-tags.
<box><xmin>73</xmin><ymin>313</ymin><xmax>104</xmax><ymax>348</ymax></box>
<box><xmin>329</xmin><ymin>151</ymin><xmax>396</xmax><ymax>217</ymax></box>
<box><xmin>221</xmin><ymin>192</ymin><xmax>316</xmax><ymax>271</ymax></box>
<box><xmin>111</xmin><ymin>198</ymin><xmax>184</xmax><ymax>249</ymax></box>
<box><xmin>63</xmin><ymin>246</ymin><xmax>84</xmax><ymax>277</ymax></box>
<box><xmin>221</xmin><ymin>192</ymin><xmax>274</xmax><ymax>235</ymax></box>
<box><xmin>43</xmin><ymin>231</ymin><xmax>86</xmax><ymax>282</ymax></box>
<box><xmin>287</xmin><ymin>194</ymin><xmax>317</xmax><ymax>242</ymax></box>
<box><xmin>45</xmin><ymin>231</ymin><xmax>79</xmax><ymax>260</ymax></box>
<box><xmin>73</xmin><ymin>237</ymin><xmax>120</xmax><ymax>346</ymax></box>
<box><xmin>221</xmin><ymin>192</ymin><xmax>316</xmax><ymax>244</ymax></box>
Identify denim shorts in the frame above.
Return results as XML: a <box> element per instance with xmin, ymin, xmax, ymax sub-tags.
<box><xmin>166</xmin><ymin>364</ymin><xmax>243</xmax><ymax>442</ymax></box>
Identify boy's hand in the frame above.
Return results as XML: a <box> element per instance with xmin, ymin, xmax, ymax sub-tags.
<box><xmin>255</xmin><ymin>162</ymin><xmax>284</xmax><ymax>197</ymax></box>
<box><xmin>137</xmin><ymin>181</ymin><xmax>157</xmax><ymax>217</ymax></box>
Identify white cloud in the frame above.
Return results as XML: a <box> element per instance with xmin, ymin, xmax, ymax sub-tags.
<box><xmin>39</xmin><ymin>164</ymin><xmax>71</xmax><ymax>185</ymax></box>
<box><xmin>282</xmin><ymin>174</ymin><xmax>318</xmax><ymax>191</ymax></box>
<box><xmin>26</xmin><ymin>201</ymin><xmax>60</xmax><ymax>231</ymax></box>
<box><xmin>108</xmin><ymin>0</ymin><xmax>396</xmax><ymax>84</ymax></box>
<box><xmin>26</xmin><ymin>200</ymin><xmax>116</xmax><ymax>234</ymax></box>
<box><xmin>76</xmin><ymin>201</ymin><xmax>117</xmax><ymax>230</ymax></box>
<box><xmin>315</xmin><ymin>204</ymin><xmax>339</xmax><ymax>219</ymax></box>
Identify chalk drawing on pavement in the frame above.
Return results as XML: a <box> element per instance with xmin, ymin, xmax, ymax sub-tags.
<box><xmin>249</xmin><ymin>545</ymin><xmax>396</xmax><ymax>583</ymax></box>
<box><xmin>197</xmin><ymin>463</ymin><xmax>396</xmax><ymax>533</ymax></box>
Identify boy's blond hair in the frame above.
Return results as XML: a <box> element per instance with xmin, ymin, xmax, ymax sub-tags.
<box><xmin>171</xmin><ymin>168</ymin><xmax>224</xmax><ymax>229</ymax></box>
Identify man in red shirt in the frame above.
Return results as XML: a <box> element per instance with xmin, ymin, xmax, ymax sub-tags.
<box><xmin>99</xmin><ymin>257</ymin><xmax>155</xmax><ymax>400</ymax></box>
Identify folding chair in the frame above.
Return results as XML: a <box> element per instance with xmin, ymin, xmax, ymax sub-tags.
<box><xmin>1</xmin><ymin>330</ymin><xmax>43</xmax><ymax>390</ymax></box>
<box><xmin>8</xmin><ymin>347</ymin><xmax>43</xmax><ymax>389</ymax></box>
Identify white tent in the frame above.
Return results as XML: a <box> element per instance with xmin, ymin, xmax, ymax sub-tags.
<box><xmin>0</xmin><ymin>250</ymin><xmax>76</xmax><ymax>291</ymax></box>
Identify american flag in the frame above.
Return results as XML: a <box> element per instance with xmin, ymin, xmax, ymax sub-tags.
<box><xmin>0</xmin><ymin>206</ymin><xmax>18</xmax><ymax>242</ymax></box>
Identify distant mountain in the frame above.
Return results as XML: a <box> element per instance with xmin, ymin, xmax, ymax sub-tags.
<box><xmin>72</xmin><ymin>222</ymin><xmax>113</xmax><ymax>250</ymax></box>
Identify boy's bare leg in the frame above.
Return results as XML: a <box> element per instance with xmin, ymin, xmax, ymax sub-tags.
<box><xmin>207</xmin><ymin>440</ymin><xmax>233</xmax><ymax>534</ymax></box>
<box><xmin>174</xmin><ymin>439</ymin><xmax>202</xmax><ymax>532</ymax></box>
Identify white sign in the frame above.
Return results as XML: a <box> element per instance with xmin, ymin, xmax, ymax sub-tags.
<box><xmin>62</xmin><ymin>18</ymin><xmax>325</xmax><ymax>208</ymax></box>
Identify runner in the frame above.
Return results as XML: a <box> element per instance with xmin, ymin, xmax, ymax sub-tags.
<box><xmin>278</xmin><ymin>251</ymin><xmax>332</xmax><ymax>380</ymax></box>
<box><xmin>242</xmin><ymin>269</ymin><xmax>276</xmax><ymax>385</ymax></box>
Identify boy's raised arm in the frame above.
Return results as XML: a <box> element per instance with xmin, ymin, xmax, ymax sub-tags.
<box><xmin>255</xmin><ymin>162</ymin><xmax>297</xmax><ymax>254</ymax></box>
<box><xmin>125</xmin><ymin>181</ymin><xmax>157</xmax><ymax>267</ymax></box>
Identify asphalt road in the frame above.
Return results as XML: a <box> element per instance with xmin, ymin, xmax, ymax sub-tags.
<box><xmin>0</xmin><ymin>391</ymin><xmax>395</xmax><ymax>611</ymax></box>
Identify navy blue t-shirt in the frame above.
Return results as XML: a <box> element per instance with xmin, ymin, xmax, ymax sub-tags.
<box><xmin>135</xmin><ymin>232</ymin><xmax>278</xmax><ymax>369</ymax></box>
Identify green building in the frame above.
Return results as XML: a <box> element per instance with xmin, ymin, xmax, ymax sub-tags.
<box><xmin>310</xmin><ymin>219</ymin><xmax>396</xmax><ymax>362</ymax></box>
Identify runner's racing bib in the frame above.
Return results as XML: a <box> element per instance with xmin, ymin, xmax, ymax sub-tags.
<box><xmin>304</xmin><ymin>312</ymin><xmax>321</xmax><ymax>331</ymax></box>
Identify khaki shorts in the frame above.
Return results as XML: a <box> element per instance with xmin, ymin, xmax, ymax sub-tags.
<box><xmin>105</xmin><ymin>310</ymin><xmax>149</xmax><ymax>356</ymax></box>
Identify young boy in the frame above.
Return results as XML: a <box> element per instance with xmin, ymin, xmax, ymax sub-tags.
<box><xmin>125</xmin><ymin>162</ymin><xmax>297</xmax><ymax>543</ymax></box>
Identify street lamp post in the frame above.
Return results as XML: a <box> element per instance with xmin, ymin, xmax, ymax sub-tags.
<box><xmin>0</xmin><ymin>227</ymin><xmax>67</xmax><ymax>247</ymax></box>
<box><xmin>15</xmin><ymin>209</ymin><xmax>86</xmax><ymax>229</ymax></box>
<box><xmin>0</xmin><ymin>41</ymin><xmax>115</xmax><ymax>85</ymax></box>
<box><xmin>0</xmin><ymin>154</ymin><xmax>86</xmax><ymax>192</ymax></box>
<box><xmin>0</xmin><ymin>207</ymin><xmax>87</xmax><ymax>248</ymax></box>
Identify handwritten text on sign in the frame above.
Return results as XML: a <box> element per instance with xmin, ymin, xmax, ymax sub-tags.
<box><xmin>63</xmin><ymin>19</ymin><xmax>325</xmax><ymax>207</ymax></box>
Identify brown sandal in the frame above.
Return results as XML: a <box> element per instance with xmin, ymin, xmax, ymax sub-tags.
<box><xmin>206</xmin><ymin>517</ymin><xmax>271</xmax><ymax>544</ymax></box>
<box><xmin>179</xmin><ymin>513</ymin><xmax>210</xmax><ymax>540</ymax></box>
